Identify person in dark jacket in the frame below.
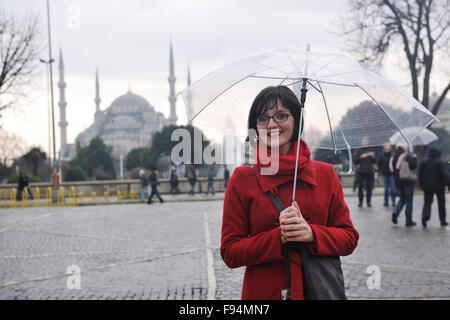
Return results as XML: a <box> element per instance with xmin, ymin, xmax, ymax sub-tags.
<box><xmin>186</xmin><ymin>164</ymin><xmax>197</xmax><ymax>196</ymax></box>
<box><xmin>377</xmin><ymin>142</ymin><xmax>396</xmax><ymax>207</ymax></box>
<box><xmin>170</xmin><ymin>168</ymin><xmax>180</xmax><ymax>194</ymax></box>
<box><xmin>148</xmin><ymin>167</ymin><xmax>164</xmax><ymax>204</ymax></box>
<box><xmin>390</xmin><ymin>145</ymin><xmax>417</xmax><ymax>227</ymax></box>
<box><xmin>224</xmin><ymin>164</ymin><xmax>230</xmax><ymax>189</ymax></box>
<box><xmin>139</xmin><ymin>169</ymin><xmax>151</xmax><ymax>202</ymax></box>
<box><xmin>17</xmin><ymin>172</ymin><xmax>33</xmax><ymax>201</ymax></box>
<box><xmin>419</xmin><ymin>147</ymin><xmax>448</xmax><ymax>227</ymax></box>
<box><xmin>353</xmin><ymin>137</ymin><xmax>376</xmax><ymax>207</ymax></box>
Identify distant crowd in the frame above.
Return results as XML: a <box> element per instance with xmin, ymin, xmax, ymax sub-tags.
<box><xmin>353</xmin><ymin>142</ymin><xmax>449</xmax><ymax>228</ymax></box>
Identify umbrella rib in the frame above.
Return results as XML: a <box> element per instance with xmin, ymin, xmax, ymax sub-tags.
<box><xmin>187</xmin><ymin>75</ymin><xmax>252</xmax><ymax>123</ymax></box>
<box><xmin>284</xmin><ymin>50</ymin><xmax>304</xmax><ymax>79</ymax></box>
<box><xmin>306</xmin><ymin>80</ymin><xmax>322</xmax><ymax>93</ymax></box>
<box><xmin>316</xmin><ymin>80</ymin><xmax>337</xmax><ymax>151</ymax></box>
<box><xmin>354</xmin><ymin>83</ymin><xmax>412</xmax><ymax>145</ymax></box>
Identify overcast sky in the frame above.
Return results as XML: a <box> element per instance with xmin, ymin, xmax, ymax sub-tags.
<box><xmin>1</xmin><ymin>0</ymin><xmax>447</xmax><ymax>155</ymax></box>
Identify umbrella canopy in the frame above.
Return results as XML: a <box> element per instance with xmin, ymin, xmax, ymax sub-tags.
<box><xmin>389</xmin><ymin>127</ymin><xmax>438</xmax><ymax>146</ymax></box>
<box><xmin>180</xmin><ymin>47</ymin><xmax>437</xmax><ymax>151</ymax></box>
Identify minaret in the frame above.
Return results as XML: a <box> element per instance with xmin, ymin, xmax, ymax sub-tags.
<box><xmin>58</xmin><ymin>47</ymin><xmax>68</xmax><ymax>157</ymax></box>
<box><xmin>94</xmin><ymin>66</ymin><xmax>101</xmax><ymax>112</ymax></box>
<box><xmin>186</xmin><ymin>63</ymin><xmax>193</xmax><ymax>118</ymax></box>
<box><xmin>168</xmin><ymin>40</ymin><xmax>177</xmax><ymax>125</ymax></box>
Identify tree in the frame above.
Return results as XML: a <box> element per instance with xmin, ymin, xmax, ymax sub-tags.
<box><xmin>150</xmin><ymin>124</ymin><xmax>210</xmax><ymax>167</ymax></box>
<box><xmin>64</xmin><ymin>166</ymin><xmax>87</xmax><ymax>182</ymax></box>
<box><xmin>0</xmin><ymin>11</ymin><xmax>42</xmax><ymax>115</ymax></box>
<box><xmin>21</xmin><ymin>147</ymin><xmax>46</xmax><ymax>176</ymax></box>
<box><xmin>71</xmin><ymin>137</ymin><xmax>116</xmax><ymax>180</ymax></box>
<box><xmin>124</xmin><ymin>147</ymin><xmax>155</xmax><ymax>171</ymax></box>
<box><xmin>338</xmin><ymin>0</ymin><xmax>450</xmax><ymax>115</ymax></box>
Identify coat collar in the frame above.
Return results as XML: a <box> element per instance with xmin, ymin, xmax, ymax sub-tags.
<box><xmin>253</xmin><ymin>140</ymin><xmax>317</xmax><ymax>194</ymax></box>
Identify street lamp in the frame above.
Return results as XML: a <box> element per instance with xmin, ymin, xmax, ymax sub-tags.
<box><xmin>39</xmin><ymin>58</ymin><xmax>54</xmax><ymax>167</ymax></box>
<box><xmin>44</xmin><ymin>0</ymin><xmax>57</xmax><ymax>168</ymax></box>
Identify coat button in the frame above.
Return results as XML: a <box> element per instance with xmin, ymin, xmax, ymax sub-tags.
<box><xmin>304</xmin><ymin>215</ymin><xmax>311</xmax><ymax>222</ymax></box>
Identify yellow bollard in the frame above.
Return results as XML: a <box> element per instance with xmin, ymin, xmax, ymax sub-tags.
<box><xmin>10</xmin><ymin>188</ymin><xmax>16</xmax><ymax>208</ymax></box>
<box><xmin>104</xmin><ymin>191</ymin><xmax>109</xmax><ymax>203</ymax></box>
<box><xmin>33</xmin><ymin>187</ymin><xmax>40</xmax><ymax>207</ymax></box>
<box><xmin>57</xmin><ymin>187</ymin><xmax>65</xmax><ymax>207</ymax></box>
<box><xmin>78</xmin><ymin>191</ymin><xmax>84</xmax><ymax>203</ymax></box>
<box><xmin>116</xmin><ymin>191</ymin><xmax>122</xmax><ymax>200</ymax></box>
<box><xmin>0</xmin><ymin>189</ymin><xmax>6</xmax><ymax>208</ymax></box>
<box><xmin>45</xmin><ymin>187</ymin><xmax>52</xmax><ymax>207</ymax></box>
<box><xmin>21</xmin><ymin>188</ymin><xmax>29</xmax><ymax>208</ymax></box>
<box><xmin>91</xmin><ymin>191</ymin><xmax>97</xmax><ymax>202</ymax></box>
<box><xmin>68</xmin><ymin>186</ymin><xmax>77</xmax><ymax>206</ymax></box>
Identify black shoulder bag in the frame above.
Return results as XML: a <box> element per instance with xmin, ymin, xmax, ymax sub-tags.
<box><xmin>250</xmin><ymin>165</ymin><xmax>347</xmax><ymax>300</ymax></box>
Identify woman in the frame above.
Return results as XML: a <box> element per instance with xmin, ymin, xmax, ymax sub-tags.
<box><xmin>220</xmin><ymin>86</ymin><xmax>359</xmax><ymax>300</ymax></box>
<box><xmin>390</xmin><ymin>145</ymin><xmax>418</xmax><ymax>227</ymax></box>
<box><xmin>419</xmin><ymin>147</ymin><xmax>448</xmax><ymax>227</ymax></box>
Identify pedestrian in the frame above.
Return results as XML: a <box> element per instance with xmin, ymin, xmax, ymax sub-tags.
<box><xmin>186</xmin><ymin>164</ymin><xmax>197</xmax><ymax>196</ymax></box>
<box><xmin>224</xmin><ymin>164</ymin><xmax>230</xmax><ymax>189</ymax></box>
<box><xmin>353</xmin><ymin>137</ymin><xmax>376</xmax><ymax>207</ymax></box>
<box><xmin>419</xmin><ymin>147</ymin><xmax>448</xmax><ymax>227</ymax></box>
<box><xmin>377</xmin><ymin>142</ymin><xmax>396</xmax><ymax>207</ymax></box>
<box><xmin>17</xmin><ymin>172</ymin><xmax>33</xmax><ymax>201</ymax></box>
<box><xmin>220</xmin><ymin>85</ymin><xmax>359</xmax><ymax>300</ymax></box>
<box><xmin>170</xmin><ymin>167</ymin><xmax>181</xmax><ymax>194</ymax></box>
<box><xmin>206</xmin><ymin>167</ymin><xmax>215</xmax><ymax>195</ymax></box>
<box><xmin>148</xmin><ymin>167</ymin><xmax>164</xmax><ymax>204</ymax></box>
<box><xmin>390</xmin><ymin>145</ymin><xmax>418</xmax><ymax>227</ymax></box>
<box><xmin>139</xmin><ymin>169</ymin><xmax>151</xmax><ymax>202</ymax></box>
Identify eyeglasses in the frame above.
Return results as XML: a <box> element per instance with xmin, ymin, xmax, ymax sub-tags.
<box><xmin>256</xmin><ymin>112</ymin><xmax>291</xmax><ymax>125</ymax></box>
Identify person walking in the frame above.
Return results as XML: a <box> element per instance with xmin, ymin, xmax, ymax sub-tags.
<box><xmin>186</xmin><ymin>164</ymin><xmax>197</xmax><ymax>196</ymax></box>
<box><xmin>353</xmin><ymin>138</ymin><xmax>376</xmax><ymax>207</ymax></box>
<box><xmin>17</xmin><ymin>172</ymin><xmax>33</xmax><ymax>201</ymax></box>
<box><xmin>220</xmin><ymin>86</ymin><xmax>358</xmax><ymax>300</ymax></box>
<box><xmin>224</xmin><ymin>164</ymin><xmax>230</xmax><ymax>189</ymax></box>
<box><xmin>390</xmin><ymin>145</ymin><xmax>418</xmax><ymax>227</ymax></box>
<box><xmin>170</xmin><ymin>168</ymin><xmax>181</xmax><ymax>194</ymax></box>
<box><xmin>148</xmin><ymin>167</ymin><xmax>164</xmax><ymax>204</ymax></box>
<box><xmin>419</xmin><ymin>147</ymin><xmax>448</xmax><ymax>227</ymax></box>
<box><xmin>139</xmin><ymin>169</ymin><xmax>151</xmax><ymax>202</ymax></box>
<box><xmin>206</xmin><ymin>167</ymin><xmax>215</xmax><ymax>195</ymax></box>
<box><xmin>377</xmin><ymin>142</ymin><xmax>396</xmax><ymax>207</ymax></box>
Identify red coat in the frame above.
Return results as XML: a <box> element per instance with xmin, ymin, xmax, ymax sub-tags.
<box><xmin>220</xmin><ymin>140</ymin><xmax>359</xmax><ymax>300</ymax></box>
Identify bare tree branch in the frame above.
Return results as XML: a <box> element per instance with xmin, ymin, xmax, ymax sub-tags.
<box><xmin>0</xmin><ymin>11</ymin><xmax>43</xmax><ymax>113</ymax></box>
<box><xmin>337</xmin><ymin>0</ymin><xmax>450</xmax><ymax>114</ymax></box>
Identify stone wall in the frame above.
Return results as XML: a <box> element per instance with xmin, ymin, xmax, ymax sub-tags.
<box><xmin>0</xmin><ymin>173</ymin><xmax>383</xmax><ymax>199</ymax></box>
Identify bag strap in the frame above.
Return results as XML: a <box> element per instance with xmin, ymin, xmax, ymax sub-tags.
<box><xmin>249</xmin><ymin>165</ymin><xmax>291</xmax><ymax>287</ymax></box>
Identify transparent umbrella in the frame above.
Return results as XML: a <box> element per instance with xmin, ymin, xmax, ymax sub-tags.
<box><xmin>389</xmin><ymin>127</ymin><xmax>438</xmax><ymax>146</ymax></box>
<box><xmin>180</xmin><ymin>46</ymin><xmax>438</xmax><ymax>205</ymax></box>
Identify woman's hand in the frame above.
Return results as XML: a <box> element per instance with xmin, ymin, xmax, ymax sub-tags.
<box><xmin>279</xmin><ymin>201</ymin><xmax>314</xmax><ymax>244</ymax></box>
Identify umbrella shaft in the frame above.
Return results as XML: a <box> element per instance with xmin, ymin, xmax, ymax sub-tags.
<box><xmin>291</xmin><ymin>103</ymin><xmax>305</xmax><ymax>207</ymax></box>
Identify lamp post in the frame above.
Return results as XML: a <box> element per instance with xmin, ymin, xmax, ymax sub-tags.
<box><xmin>44</xmin><ymin>0</ymin><xmax>57</xmax><ymax>168</ymax></box>
<box><xmin>39</xmin><ymin>57</ymin><xmax>54</xmax><ymax>168</ymax></box>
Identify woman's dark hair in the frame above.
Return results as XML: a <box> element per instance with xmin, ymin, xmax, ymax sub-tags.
<box><xmin>247</xmin><ymin>86</ymin><xmax>303</xmax><ymax>142</ymax></box>
<box><xmin>393</xmin><ymin>146</ymin><xmax>406</xmax><ymax>158</ymax></box>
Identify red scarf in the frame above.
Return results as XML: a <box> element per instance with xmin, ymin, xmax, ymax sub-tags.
<box><xmin>253</xmin><ymin>140</ymin><xmax>317</xmax><ymax>195</ymax></box>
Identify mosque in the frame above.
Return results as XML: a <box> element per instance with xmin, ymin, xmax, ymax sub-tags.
<box><xmin>58</xmin><ymin>41</ymin><xmax>184</xmax><ymax>159</ymax></box>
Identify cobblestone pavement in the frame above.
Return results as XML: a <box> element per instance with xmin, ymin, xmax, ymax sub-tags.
<box><xmin>0</xmin><ymin>193</ymin><xmax>449</xmax><ymax>300</ymax></box>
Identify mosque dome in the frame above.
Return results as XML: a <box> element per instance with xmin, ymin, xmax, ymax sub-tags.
<box><xmin>110</xmin><ymin>91</ymin><xmax>152</xmax><ymax>109</ymax></box>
